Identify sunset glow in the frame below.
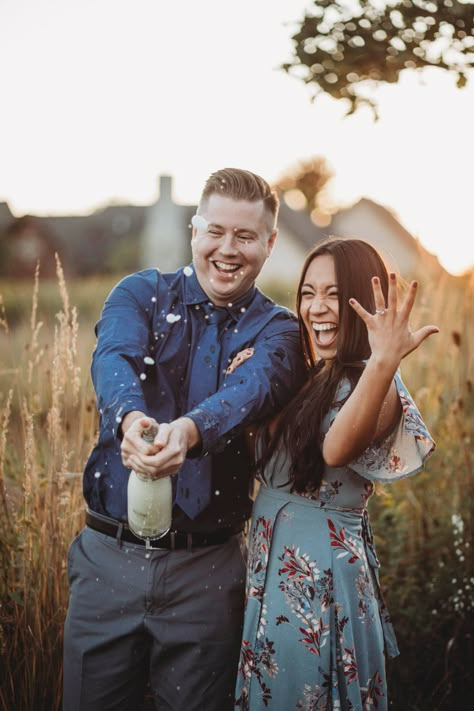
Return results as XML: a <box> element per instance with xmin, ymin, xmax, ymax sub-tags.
<box><xmin>1</xmin><ymin>0</ymin><xmax>473</xmax><ymax>276</ymax></box>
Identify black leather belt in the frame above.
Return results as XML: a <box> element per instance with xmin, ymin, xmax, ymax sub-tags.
<box><xmin>85</xmin><ymin>509</ymin><xmax>242</xmax><ymax>550</ymax></box>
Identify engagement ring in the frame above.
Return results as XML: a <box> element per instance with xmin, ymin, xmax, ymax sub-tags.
<box><xmin>375</xmin><ymin>309</ymin><xmax>386</xmax><ymax>315</ymax></box>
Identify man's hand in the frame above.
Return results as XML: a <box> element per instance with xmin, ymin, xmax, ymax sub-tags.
<box><xmin>121</xmin><ymin>415</ymin><xmax>201</xmax><ymax>480</ymax></box>
<box><xmin>120</xmin><ymin>413</ymin><xmax>161</xmax><ymax>475</ymax></box>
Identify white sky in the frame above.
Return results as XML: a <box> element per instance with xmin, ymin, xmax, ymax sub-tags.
<box><xmin>1</xmin><ymin>0</ymin><xmax>473</xmax><ymax>275</ymax></box>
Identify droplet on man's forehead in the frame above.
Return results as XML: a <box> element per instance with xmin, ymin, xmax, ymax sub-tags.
<box><xmin>191</xmin><ymin>215</ymin><xmax>209</xmax><ymax>232</ymax></box>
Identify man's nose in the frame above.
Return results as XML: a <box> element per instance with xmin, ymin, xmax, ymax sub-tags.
<box><xmin>219</xmin><ymin>232</ymin><xmax>239</xmax><ymax>255</ymax></box>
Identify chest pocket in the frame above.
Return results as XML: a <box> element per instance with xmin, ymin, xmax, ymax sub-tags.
<box><xmin>147</xmin><ymin>311</ymin><xmax>193</xmax><ymax>404</ymax></box>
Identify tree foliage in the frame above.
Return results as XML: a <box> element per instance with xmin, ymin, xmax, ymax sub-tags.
<box><xmin>273</xmin><ymin>156</ymin><xmax>334</xmax><ymax>213</ymax></box>
<box><xmin>283</xmin><ymin>0</ymin><xmax>474</xmax><ymax>117</ymax></box>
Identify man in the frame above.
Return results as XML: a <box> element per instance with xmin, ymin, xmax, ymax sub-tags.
<box><xmin>63</xmin><ymin>168</ymin><xmax>307</xmax><ymax>710</ymax></box>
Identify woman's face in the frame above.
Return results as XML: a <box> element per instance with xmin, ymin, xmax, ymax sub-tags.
<box><xmin>299</xmin><ymin>254</ymin><xmax>339</xmax><ymax>360</ymax></box>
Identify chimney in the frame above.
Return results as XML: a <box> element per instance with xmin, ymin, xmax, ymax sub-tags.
<box><xmin>158</xmin><ymin>175</ymin><xmax>172</xmax><ymax>204</ymax></box>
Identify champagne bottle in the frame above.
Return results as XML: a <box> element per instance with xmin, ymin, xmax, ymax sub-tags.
<box><xmin>127</xmin><ymin>425</ymin><xmax>172</xmax><ymax>540</ymax></box>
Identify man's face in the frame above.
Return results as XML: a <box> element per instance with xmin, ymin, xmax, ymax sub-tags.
<box><xmin>191</xmin><ymin>193</ymin><xmax>277</xmax><ymax>306</ymax></box>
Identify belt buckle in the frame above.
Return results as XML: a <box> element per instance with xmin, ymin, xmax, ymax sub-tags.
<box><xmin>144</xmin><ymin>530</ymin><xmax>175</xmax><ymax>551</ymax></box>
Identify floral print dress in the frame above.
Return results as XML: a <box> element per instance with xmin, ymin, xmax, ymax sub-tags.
<box><xmin>234</xmin><ymin>372</ymin><xmax>435</xmax><ymax>711</ymax></box>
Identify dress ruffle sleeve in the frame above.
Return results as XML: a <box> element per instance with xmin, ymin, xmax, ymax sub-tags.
<box><xmin>347</xmin><ymin>371</ymin><xmax>436</xmax><ymax>482</ymax></box>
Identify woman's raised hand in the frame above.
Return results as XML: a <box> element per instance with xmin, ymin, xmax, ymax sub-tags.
<box><xmin>349</xmin><ymin>273</ymin><xmax>439</xmax><ymax>367</ymax></box>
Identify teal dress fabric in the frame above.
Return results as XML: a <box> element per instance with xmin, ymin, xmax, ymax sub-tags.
<box><xmin>234</xmin><ymin>372</ymin><xmax>435</xmax><ymax>711</ymax></box>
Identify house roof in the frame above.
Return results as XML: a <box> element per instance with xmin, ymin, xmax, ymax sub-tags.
<box><xmin>0</xmin><ymin>202</ymin><xmax>14</xmax><ymax>232</ymax></box>
<box><xmin>334</xmin><ymin>198</ymin><xmax>420</xmax><ymax>251</ymax></box>
<box><xmin>33</xmin><ymin>205</ymin><xmax>148</xmax><ymax>272</ymax></box>
<box><xmin>278</xmin><ymin>201</ymin><xmax>328</xmax><ymax>251</ymax></box>
<box><xmin>3</xmin><ymin>177</ymin><xmax>446</xmax><ymax>277</ymax></box>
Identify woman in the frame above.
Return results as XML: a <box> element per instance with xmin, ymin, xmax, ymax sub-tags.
<box><xmin>233</xmin><ymin>237</ymin><xmax>438</xmax><ymax>711</ymax></box>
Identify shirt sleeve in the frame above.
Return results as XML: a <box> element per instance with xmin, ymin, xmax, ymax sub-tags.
<box><xmin>91</xmin><ymin>272</ymin><xmax>157</xmax><ymax>438</ymax></box>
<box><xmin>185</xmin><ymin>316</ymin><xmax>307</xmax><ymax>454</ymax></box>
<box><xmin>347</xmin><ymin>371</ymin><xmax>436</xmax><ymax>482</ymax></box>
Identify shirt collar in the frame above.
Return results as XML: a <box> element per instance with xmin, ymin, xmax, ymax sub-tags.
<box><xmin>182</xmin><ymin>263</ymin><xmax>256</xmax><ymax>320</ymax></box>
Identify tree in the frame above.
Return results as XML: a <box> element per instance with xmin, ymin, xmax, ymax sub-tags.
<box><xmin>282</xmin><ymin>0</ymin><xmax>474</xmax><ymax>117</ymax></box>
<box><xmin>273</xmin><ymin>156</ymin><xmax>335</xmax><ymax>224</ymax></box>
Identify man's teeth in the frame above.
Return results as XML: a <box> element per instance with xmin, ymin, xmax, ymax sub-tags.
<box><xmin>214</xmin><ymin>261</ymin><xmax>240</xmax><ymax>272</ymax></box>
<box><xmin>312</xmin><ymin>323</ymin><xmax>336</xmax><ymax>331</ymax></box>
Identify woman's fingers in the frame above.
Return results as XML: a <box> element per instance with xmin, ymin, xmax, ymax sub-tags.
<box><xmin>398</xmin><ymin>280</ymin><xmax>418</xmax><ymax>323</ymax></box>
<box><xmin>387</xmin><ymin>273</ymin><xmax>398</xmax><ymax>313</ymax></box>
<box><xmin>402</xmin><ymin>324</ymin><xmax>440</xmax><ymax>357</ymax></box>
<box><xmin>371</xmin><ymin>276</ymin><xmax>387</xmax><ymax>314</ymax></box>
<box><xmin>351</xmin><ymin>275</ymin><xmax>439</xmax><ymax>360</ymax></box>
<box><xmin>349</xmin><ymin>298</ymin><xmax>370</xmax><ymax>322</ymax></box>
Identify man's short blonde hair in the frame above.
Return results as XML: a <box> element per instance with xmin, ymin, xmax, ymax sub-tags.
<box><xmin>199</xmin><ymin>168</ymin><xmax>279</xmax><ymax>229</ymax></box>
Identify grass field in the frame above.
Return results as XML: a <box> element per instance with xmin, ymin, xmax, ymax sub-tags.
<box><xmin>0</xmin><ymin>259</ymin><xmax>472</xmax><ymax>710</ymax></box>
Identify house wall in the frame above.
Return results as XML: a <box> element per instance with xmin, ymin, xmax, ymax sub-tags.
<box><xmin>7</xmin><ymin>220</ymin><xmax>59</xmax><ymax>277</ymax></box>
<box><xmin>330</xmin><ymin>202</ymin><xmax>419</xmax><ymax>274</ymax></box>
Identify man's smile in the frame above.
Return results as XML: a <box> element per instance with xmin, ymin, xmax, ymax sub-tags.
<box><xmin>212</xmin><ymin>260</ymin><xmax>241</xmax><ymax>273</ymax></box>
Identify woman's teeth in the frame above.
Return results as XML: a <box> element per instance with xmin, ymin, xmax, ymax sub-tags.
<box><xmin>312</xmin><ymin>322</ymin><xmax>337</xmax><ymax>346</ymax></box>
<box><xmin>312</xmin><ymin>323</ymin><xmax>336</xmax><ymax>331</ymax></box>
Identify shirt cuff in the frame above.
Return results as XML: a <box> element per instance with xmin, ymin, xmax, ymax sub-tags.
<box><xmin>102</xmin><ymin>397</ymin><xmax>148</xmax><ymax>439</ymax></box>
<box><xmin>185</xmin><ymin>406</ymin><xmax>222</xmax><ymax>455</ymax></box>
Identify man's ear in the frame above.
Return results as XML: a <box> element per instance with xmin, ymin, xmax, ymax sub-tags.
<box><xmin>266</xmin><ymin>229</ymin><xmax>278</xmax><ymax>256</ymax></box>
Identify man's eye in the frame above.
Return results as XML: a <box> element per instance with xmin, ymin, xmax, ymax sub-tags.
<box><xmin>237</xmin><ymin>233</ymin><xmax>254</xmax><ymax>241</ymax></box>
<box><xmin>208</xmin><ymin>230</ymin><xmax>222</xmax><ymax>236</ymax></box>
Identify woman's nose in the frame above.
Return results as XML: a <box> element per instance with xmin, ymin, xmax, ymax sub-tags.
<box><xmin>309</xmin><ymin>295</ymin><xmax>328</xmax><ymax>314</ymax></box>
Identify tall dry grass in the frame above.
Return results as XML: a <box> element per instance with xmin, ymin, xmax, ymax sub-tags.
<box><xmin>0</xmin><ymin>258</ymin><xmax>98</xmax><ymax>711</ymax></box>
<box><xmin>370</xmin><ymin>267</ymin><xmax>473</xmax><ymax>710</ymax></box>
<box><xmin>0</xmin><ymin>260</ymin><xmax>472</xmax><ymax>710</ymax></box>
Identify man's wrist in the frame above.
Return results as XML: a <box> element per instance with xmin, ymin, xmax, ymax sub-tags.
<box><xmin>120</xmin><ymin>410</ymin><xmax>146</xmax><ymax>437</ymax></box>
<box><xmin>174</xmin><ymin>417</ymin><xmax>201</xmax><ymax>452</ymax></box>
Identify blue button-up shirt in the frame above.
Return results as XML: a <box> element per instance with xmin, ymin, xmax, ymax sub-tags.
<box><xmin>83</xmin><ymin>265</ymin><xmax>307</xmax><ymax>532</ymax></box>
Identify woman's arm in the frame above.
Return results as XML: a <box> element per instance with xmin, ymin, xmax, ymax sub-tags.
<box><xmin>322</xmin><ymin>358</ymin><xmax>400</xmax><ymax>467</ymax></box>
<box><xmin>323</xmin><ymin>274</ymin><xmax>438</xmax><ymax>467</ymax></box>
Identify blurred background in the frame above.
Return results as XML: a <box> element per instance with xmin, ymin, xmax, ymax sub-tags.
<box><xmin>0</xmin><ymin>1</ymin><xmax>472</xmax><ymax>709</ymax></box>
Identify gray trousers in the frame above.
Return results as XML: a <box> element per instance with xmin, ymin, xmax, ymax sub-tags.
<box><xmin>62</xmin><ymin>527</ymin><xmax>247</xmax><ymax>711</ymax></box>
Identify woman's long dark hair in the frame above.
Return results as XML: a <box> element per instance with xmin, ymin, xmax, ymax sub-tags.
<box><xmin>259</xmin><ymin>236</ymin><xmax>391</xmax><ymax>493</ymax></box>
